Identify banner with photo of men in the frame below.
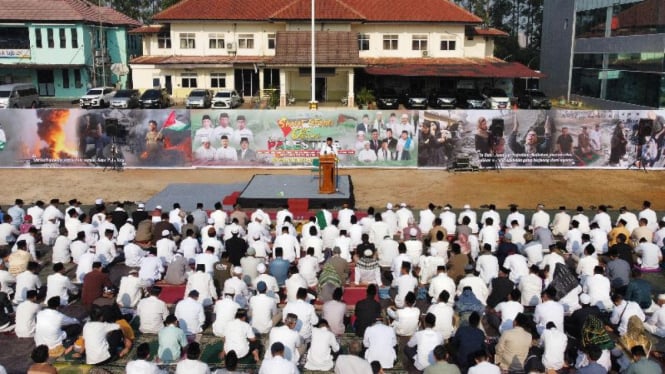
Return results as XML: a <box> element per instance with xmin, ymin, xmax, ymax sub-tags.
<box><xmin>0</xmin><ymin>108</ymin><xmax>662</xmax><ymax>169</ymax></box>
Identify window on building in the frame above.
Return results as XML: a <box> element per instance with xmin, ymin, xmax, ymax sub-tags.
<box><xmin>47</xmin><ymin>28</ymin><xmax>54</xmax><ymax>48</ymax></box>
<box><xmin>180</xmin><ymin>33</ymin><xmax>195</xmax><ymax>49</ymax></box>
<box><xmin>267</xmin><ymin>33</ymin><xmax>276</xmax><ymax>49</ymax></box>
<box><xmin>181</xmin><ymin>72</ymin><xmax>198</xmax><ymax>88</ymax></box>
<box><xmin>35</xmin><ymin>29</ymin><xmax>42</xmax><ymax>48</ymax></box>
<box><xmin>383</xmin><ymin>34</ymin><xmax>398</xmax><ymax>50</ymax></box>
<box><xmin>71</xmin><ymin>28</ymin><xmax>78</xmax><ymax>48</ymax></box>
<box><xmin>210</xmin><ymin>72</ymin><xmax>226</xmax><ymax>88</ymax></box>
<box><xmin>440</xmin><ymin>39</ymin><xmax>456</xmax><ymax>51</ymax></box>
<box><xmin>158</xmin><ymin>31</ymin><xmax>171</xmax><ymax>49</ymax></box>
<box><xmin>209</xmin><ymin>33</ymin><xmax>225</xmax><ymax>49</ymax></box>
<box><xmin>62</xmin><ymin>69</ymin><xmax>69</xmax><ymax>89</ymax></box>
<box><xmin>358</xmin><ymin>33</ymin><xmax>369</xmax><ymax>51</ymax></box>
<box><xmin>73</xmin><ymin>69</ymin><xmax>82</xmax><ymax>88</ymax></box>
<box><xmin>238</xmin><ymin>34</ymin><xmax>254</xmax><ymax>49</ymax></box>
<box><xmin>412</xmin><ymin>35</ymin><xmax>427</xmax><ymax>51</ymax></box>
<box><xmin>59</xmin><ymin>29</ymin><xmax>66</xmax><ymax>48</ymax></box>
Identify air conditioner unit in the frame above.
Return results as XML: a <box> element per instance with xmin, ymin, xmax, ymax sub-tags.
<box><xmin>422</xmin><ymin>50</ymin><xmax>429</xmax><ymax>57</ymax></box>
<box><xmin>94</xmin><ymin>49</ymin><xmax>103</xmax><ymax>57</ymax></box>
<box><xmin>226</xmin><ymin>42</ymin><xmax>236</xmax><ymax>52</ymax></box>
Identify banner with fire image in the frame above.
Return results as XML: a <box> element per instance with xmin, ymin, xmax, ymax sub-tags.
<box><xmin>0</xmin><ymin>109</ymin><xmax>191</xmax><ymax>168</ymax></box>
<box><xmin>189</xmin><ymin>109</ymin><xmax>419</xmax><ymax>167</ymax></box>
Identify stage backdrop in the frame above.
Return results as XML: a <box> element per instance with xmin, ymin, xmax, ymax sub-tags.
<box><xmin>0</xmin><ymin>109</ymin><xmax>662</xmax><ymax>169</ymax></box>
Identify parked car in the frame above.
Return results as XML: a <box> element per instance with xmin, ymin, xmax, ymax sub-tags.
<box><xmin>0</xmin><ymin>83</ymin><xmax>39</xmax><ymax>108</ymax></box>
<box><xmin>455</xmin><ymin>88</ymin><xmax>487</xmax><ymax>109</ymax></box>
<box><xmin>402</xmin><ymin>90</ymin><xmax>428</xmax><ymax>109</ymax></box>
<box><xmin>139</xmin><ymin>88</ymin><xmax>170</xmax><ymax>109</ymax></box>
<box><xmin>110</xmin><ymin>89</ymin><xmax>140</xmax><ymax>109</ymax></box>
<box><xmin>428</xmin><ymin>88</ymin><xmax>457</xmax><ymax>109</ymax></box>
<box><xmin>483</xmin><ymin>88</ymin><xmax>510</xmax><ymax>109</ymax></box>
<box><xmin>375</xmin><ymin>87</ymin><xmax>400</xmax><ymax>110</ymax></box>
<box><xmin>211</xmin><ymin>89</ymin><xmax>241</xmax><ymax>108</ymax></box>
<box><xmin>186</xmin><ymin>89</ymin><xmax>213</xmax><ymax>109</ymax></box>
<box><xmin>518</xmin><ymin>89</ymin><xmax>551</xmax><ymax>109</ymax></box>
<box><xmin>79</xmin><ymin>86</ymin><xmax>116</xmax><ymax>108</ymax></box>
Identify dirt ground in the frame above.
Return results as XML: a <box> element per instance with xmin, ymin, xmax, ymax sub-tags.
<box><xmin>0</xmin><ymin>168</ymin><xmax>663</xmax><ymax>211</ymax></box>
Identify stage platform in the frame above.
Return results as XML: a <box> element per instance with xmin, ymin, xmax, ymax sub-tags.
<box><xmin>145</xmin><ymin>182</ymin><xmax>247</xmax><ymax>211</ymax></box>
<box><xmin>236</xmin><ymin>174</ymin><xmax>355</xmax><ymax>209</ymax></box>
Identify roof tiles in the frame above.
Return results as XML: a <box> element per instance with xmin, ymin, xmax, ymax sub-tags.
<box><xmin>0</xmin><ymin>0</ymin><xmax>140</xmax><ymax>26</ymax></box>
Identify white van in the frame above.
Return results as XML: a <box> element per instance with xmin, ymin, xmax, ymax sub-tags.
<box><xmin>0</xmin><ymin>83</ymin><xmax>39</xmax><ymax>108</ymax></box>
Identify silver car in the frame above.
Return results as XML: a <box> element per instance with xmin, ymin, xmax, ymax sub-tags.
<box><xmin>186</xmin><ymin>89</ymin><xmax>212</xmax><ymax>109</ymax></box>
<box><xmin>110</xmin><ymin>89</ymin><xmax>140</xmax><ymax>109</ymax></box>
<box><xmin>211</xmin><ymin>89</ymin><xmax>241</xmax><ymax>109</ymax></box>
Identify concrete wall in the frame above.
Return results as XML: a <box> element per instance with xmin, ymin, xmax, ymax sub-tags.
<box><xmin>540</xmin><ymin>0</ymin><xmax>576</xmax><ymax>100</ymax></box>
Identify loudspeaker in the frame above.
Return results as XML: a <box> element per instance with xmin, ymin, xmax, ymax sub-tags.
<box><xmin>105</xmin><ymin>118</ymin><xmax>119</xmax><ymax>137</ymax></box>
<box><xmin>490</xmin><ymin>118</ymin><xmax>504</xmax><ymax>138</ymax></box>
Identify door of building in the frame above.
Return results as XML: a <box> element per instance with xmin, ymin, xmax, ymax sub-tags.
<box><xmin>37</xmin><ymin>70</ymin><xmax>55</xmax><ymax>96</ymax></box>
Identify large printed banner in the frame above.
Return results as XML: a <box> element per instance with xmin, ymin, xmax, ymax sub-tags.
<box><xmin>0</xmin><ymin>108</ymin><xmax>662</xmax><ymax>169</ymax></box>
<box><xmin>189</xmin><ymin>109</ymin><xmax>418</xmax><ymax>167</ymax></box>
<box><xmin>0</xmin><ymin>109</ymin><xmax>191</xmax><ymax>167</ymax></box>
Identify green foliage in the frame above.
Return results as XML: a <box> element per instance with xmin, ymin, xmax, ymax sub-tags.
<box><xmin>355</xmin><ymin>87</ymin><xmax>375</xmax><ymax>107</ymax></box>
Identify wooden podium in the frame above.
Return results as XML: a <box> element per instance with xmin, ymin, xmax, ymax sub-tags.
<box><xmin>318</xmin><ymin>154</ymin><xmax>337</xmax><ymax>194</ymax></box>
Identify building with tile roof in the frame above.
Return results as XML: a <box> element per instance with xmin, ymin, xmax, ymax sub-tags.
<box><xmin>0</xmin><ymin>0</ymin><xmax>141</xmax><ymax>101</ymax></box>
<box><xmin>130</xmin><ymin>0</ymin><xmax>541</xmax><ymax>107</ymax></box>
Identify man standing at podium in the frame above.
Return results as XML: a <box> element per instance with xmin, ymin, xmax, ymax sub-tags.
<box><xmin>320</xmin><ymin>137</ymin><xmax>338</xmax><ymax>156</ymax></box>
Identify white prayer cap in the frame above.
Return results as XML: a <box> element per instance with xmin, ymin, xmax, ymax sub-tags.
<box><xmin>95</xmin><ymin>198</ymin><xmax>104</xmax><ymax>205</ymax></box>
<box><xmin>463</xmin><ymin>204</ymin><xmax>471</xmax><ymax>209</ymax></box>
<box><xmin>386</xmin><ymin>203</ymin><xmax>393</xmax><ymax>210</ymax></box>
<box><xmin>257</xmin><ymin>263</ymin><xmax>267</xmax><ymax>273</ymax></box>
<box><xmin>233</xmin><ymin>266</ymin><xmax>243</xmax><ymax>275</ymax></box>
<box><xmin>161</xmin><ymin>230</ymin><xmax>170</xmax><ymax>237</ymax></box>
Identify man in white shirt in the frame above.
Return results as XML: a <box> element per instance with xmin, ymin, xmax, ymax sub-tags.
<box><xmin>116</xmin><ymin>218</ymin><xmax>136</xmax><ymax>246</ymax></box>
<box><xmin>363</xmin><ymin>316</ymin><xmax>397</xmax><ymax>369</ymax></box>
<box><xmin>126</xmin><ymin>342</ymin><xmax>164</xmax><ymax>374</ymax></box>
<box><xmin>506</xmin><ymin>205</ymin><xmax>526</xmax><ymax>229</ymax></box>
<box><xmin>406</xmin><ymin>313</ymin><xmax>444</xmax><ymax>371</ymax></box>
<box><xmin>583</xmin><ymin>266</ymin><xmax>613</xmax><ymax>310</ymax></box>
<box><xmin>534</xmin><ymin>288</ymin><xmax>564</xmax><ymax>335</ymax></box>
<box><xmin>539</xmin><ymin>321</ymin><xmax>568</xmax><ymax>371</ymax></box>
<box><xmin>215</xmin><ymin>135</ymin><xmax>238</xmax><ymax>161</ymax></box>
<box><xmin>564</xmin><ymin>220</ymin><xmax>583</xmax><ymax>252</ymax></box>
<box><xmin>439</xmin><ymin>205</ymin><xmax>457</xmax><ymax>236</ymax></box>
<box><xmin>123</xmin><ymin>240</ymin><xmax>146</xmax><ymax>268</ymax></box>
<box><xmin>426</xmin><ymin>290</ymin><xmax>455</xmax><ymax>339</ymax></box>
<box><xmin>639</xmin><ymin>200</ymin><xmax>658</xmax><ymax>232</ymax></box>
<box><xmin>298</xmin><ymin>247</ymin><xmax>319</xmax><ymax>287</ymax></box>
<box><xmin>475</xmin><ymin>246</ymin><xmax>499</xmax><ymax>285</ymax></box>
<box><xmin>576</xmin><ymin>245</ymin><xmax>600</xmax><ymax>279</ymax></box>
<box><xmin>573</xmin><ymin>206</ymin><xmax>590</xmax><ymax>234</ymax></box>
<box><xmin>457</xmin><ymin>265</ymin><xmax>489</xmax><ymax>305</ymax></box>
<box><xmin>382</xmin><ymin>203</ymin><xmax>399</xmax><ymax>237</ymax></box>
<box><xmin>645</xmin><ymin>293</ymin><xmax>665</xmax><ymax>337</ymax></box>
<box><xmin>14</xmin><ymin>262</ymin><xmax>41</xmax><ymax>304</ymax></box>
<box><xmin>283</xmin><ymin>288</ymin><xmax>319</xmax><ymax>342</ymax></box>
<box><xmin>186</xmin><ymin>264</ymin><xmax>217</xmax><ymax>307</ymax></box>
<box><xmin>138</xmin><ymin>248</ymin><xmax>164</xmax><ymax>285</ymax></box>
<box><xmin>304</xmin><ymin>320</ymin><xmax>340</xmax><ymax>371</ymax></box>
<box><xmin>468</xmin><ymin>350</ymin><xmax>501</xmax><ymax>374</ymax></box>
<box><xmin>156</xmin><ymin>230</ymin><xmax>177</xmax><ymax>266</ymax></box>
<box><xmin>550</xmin><ymin>206</ymin><xmax>571</xmax><ymax>237</ymax></box>
<box><xmin>610</xmin><ymin>293</ymin><xmax>645</xmax><ymax>336</ymax></box>
<box><xmin>116</xmin><ymin>269</ymin><xmax>143</xmax><ymax>310</ymax></box>
<box><xmin>175</xmin><ymin>342</ymin><xmax>210</xmax><ymax>374</ymax></box>
<box><xmin>493</xmin><ymin>289</ymin><xmax>525</xmax><ymax>333</ymax></box>
<box><xmin>396</xmin><ymin>202</ymin><xmax>414</xmax><ymax>233</ymax></box>
<box><xmin>70</xmin><ymin>232</ymin><xmax>89</xmax><ymax>264</ymax></box>
<box><xmin>45</xmin><ymin>263</ymin><xmax>77</xmax><ymax>305</ymax></box>
<box><xmin>222</xmin><ymin>309</ymin><xmax>259</xmax><ymax>362</ymax></box>
<box><xmin>531</xmin><ymin>204</ymin><xmax>550</xmax><ymax>230</ymax></box>
<box><xmin>273</xmin><ymin>226</ymin><xmax>300</xmax><ymax>263</ymax></box>
<box><xmin>478</xmin><ymin>218</ymin><xmax>499</xmax><ymax>252</ymax></box>
<box><xmin>387</xmin><ymin>292</ymin><xmax>420</xmax><ymax>337</ymax></box>
<box><xmin>458</xmin><ymin>204</ymin><xmax>479</xmax><ymax>234</ymax></box>
<box><xmin>260</xmin><ymin>342</ymin><xmax>299</xmax><ymax>374</ymax></box>
<box><xmin>15</xmin><ymin>290</ymin><xmax>40</xmax><ymax>338</ymax></box>
<box><xmin>394</xmin><ymin>262</ymin><xmax>418</xmax><ymax>308</ymax></box>
<box><xmin>378</xmin><ymin>234</ymin><xmax>399</xmax><ymax>268</ymax></box>
<box><xmin>591</xmin><ymin>205</ymin><xmax>612</xmax><ymax>233</ymax></box>
<box><xmin>51</xmin><ymin>233</ymin><xmax>71</xmax><ymax>264</ymax></box>
<box><xmin>265</xmin><ymin>313</ymin><xmax>302</xmax><ymax>363</ymax></box>
<box><xmin>249</xmin><ymin>281</ymin><xmax>278</xmax><ymax>334</ymax></box>
<box><xmin>635</xmin><ymin>237</ymin><xmax>662</xmax><ymax>270</ymax></box>
<box><xmin>519</xmin><ymin>265</ymin><xmax>543</xmax><ymax>306</ymax></box>
<box><xmin>429</xmin><ymin>266</ymin><xmax>456</xmax><ymax>305</ymax></box>
<box><xmin>136</xmin><ymin>287</ymin><xmax>169</xmax><ymax>334</ymax></box>
<box><xmin>415</xmin><ymin>203</ymin><xmax>436</xmax><ymax>236</ymax></box>
<box><xmin>26</xmin><ymin>201</ymin><xmax>45</xmax><ymax>230</ymax></box>
<box><xmin>503</xmin><ymin>250</ymin><xmax>529</xmax><ymax>284</ymax></box>
<box><xmin>34</xmin><ymin>296</ymin><xmax>80</xmax><ymax>350</ymax></box>
<box><xmin>212</xmin><ymin>293</ymin><xmax>240</xmax><ymax>337</ymax></box>
<box><xmin>174</xmin><ymin>290</ymin><xmax>206</xmax><ymax>336</ymax></box>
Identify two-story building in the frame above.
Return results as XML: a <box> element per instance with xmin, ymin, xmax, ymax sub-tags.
<box><xmin>130</xmin><ymin>0</ymin><xmax>541</xmax><ymax>107</ymax></box>
<box><xmin>0</xmin><ymin>0</ymin><xmax>141</xmax><ymax>100</ymax></box>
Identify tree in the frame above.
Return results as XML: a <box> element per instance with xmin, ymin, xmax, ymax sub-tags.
<box><xmin>161</xmin><ymin>0</ymin><xmax>182</xmax><ymax>9</ymax></box>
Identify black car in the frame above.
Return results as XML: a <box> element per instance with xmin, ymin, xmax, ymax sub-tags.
<box><xmin>402</xmin><ymin>90</ymin><xmax>428</xmax><ymax>109</ymax></box>
<box><xmin>428</xmin><ymin>89</ymin><xmax>457</xmax><ymax>109</ymax></box>
<box><xmin>455</xmin><ymin>88</ymin><xmax>488</xmax><ymax>109</ymax></box>
<box><xmin>139</xmin><ymin>88</ymin><xmax>171</xmax><ymax>109</ymax></box>
<box><xmin>375</xmin><ymin>87</ymin><xmax>400</xmax><ymax>109</ymax></box>
<box><xmin>518</xmin><ymin>89</ymin><xmax>552</xmax><ymax>109</ymax></box>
